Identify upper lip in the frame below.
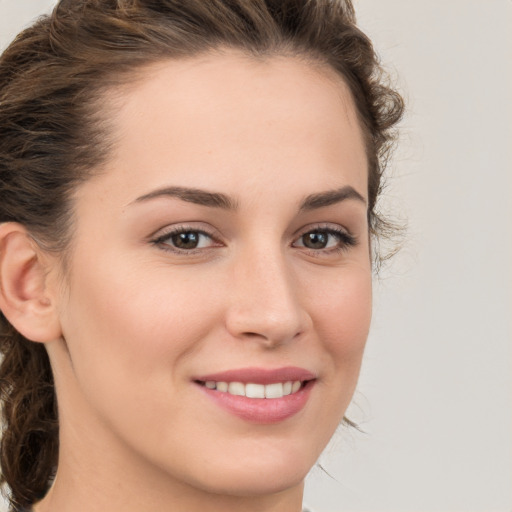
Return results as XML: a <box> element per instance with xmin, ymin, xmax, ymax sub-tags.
<box><xmin>194</xmin><ymin>366</ymin><xmax>316</xmax><ymax>385</ymax></box>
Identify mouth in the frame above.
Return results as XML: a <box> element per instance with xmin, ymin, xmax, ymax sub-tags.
<box><xmin>195</xmin><ymin>379</ymin><xmax>308</xmax><ymax>399</ymax></box>
<box><xmin>193</xmin><ymin>367</ymin><xmax>316</xmax><ymax>423</ymax></box>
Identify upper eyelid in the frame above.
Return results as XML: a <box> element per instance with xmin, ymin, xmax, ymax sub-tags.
<box><xmin>153</xmin><ymin>229</ymin><xmax>215</xmax><ymax>243</ymax></box>
<box><xmin>293</xmin><ymin>227</ymin><xmax>356</xmax><ymax>243</ymax></box>
<box><xmin>149</xmin><ymin>222</ymin><xmax>220</xmax><ymax>241</ymax></box>
<box><xmin>151</xmin><ymin>226</ymin><xmax>222</xmax><ymax>254</ymax></box>
<box><xmin>292</xmin><ymin>222</ymin><xmax>353</xmax><ymax>237</ymax></box>
<box><xmin>149</xmin><ymin>221</ymin><xmax>356</xmax><ymax>245</ymax></box>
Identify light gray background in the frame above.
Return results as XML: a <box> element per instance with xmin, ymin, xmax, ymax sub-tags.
<box><xmin>1</xmin><ymin>1</ymin><xmax>510</xmax><ymax>511</ymax></box>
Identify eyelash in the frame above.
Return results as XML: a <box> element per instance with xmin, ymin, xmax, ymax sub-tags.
<box><xmin>293</xmin><ymin>225</ymin><xmax>358</xmax><ymax>255</ymax></box>
<box><xmin>151</xmin><ymin>224</ymin><xmax>358</xmax><ymax>256</ymax></box>
<box><xmin>151</xmin><ymin>225</ymin><xmax>221</xmax><ymax>255</ymax></box>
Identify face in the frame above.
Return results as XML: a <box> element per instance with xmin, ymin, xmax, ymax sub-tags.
<box><xmin>49</xmin><ymin>51</ymin><xmax>371</xmax><ymax>499</ymax></box>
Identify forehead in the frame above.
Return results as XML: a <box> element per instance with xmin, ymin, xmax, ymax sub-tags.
<box><xmin>90</xmin><ymin>50</ymin><xmax>368</xmax><ymax>202</ymax></box>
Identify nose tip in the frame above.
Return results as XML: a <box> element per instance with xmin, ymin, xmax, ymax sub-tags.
<box><xmin>227</xmin><ymin>306</ymin><xmax>303</xmax><ymax>348</ymax></box>
<box><xmin>225</xmin><ymin>255</ymin><xmax>309</xmax><ymax>348</ymax></box>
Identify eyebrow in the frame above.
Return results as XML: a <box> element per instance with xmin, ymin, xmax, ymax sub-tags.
<box><xmin>132</xmin><ymin>184</ymin><xmax>366</xmax><ymax>211</ymax></box>
<box><xmin>133</xmin><ymin>186</ymin><xmax>237</xmax><ymax>210</ymax></box>
<box><xmin>299</xmin><ymin>186</ymin><xmax>366</xmax><ymax>211</ymax></box>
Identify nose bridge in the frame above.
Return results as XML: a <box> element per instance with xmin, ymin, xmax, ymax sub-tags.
<box><xmin>226</xmin><ymin>242</ymin><xmax>307</xmax><ymax>346</ymax></box>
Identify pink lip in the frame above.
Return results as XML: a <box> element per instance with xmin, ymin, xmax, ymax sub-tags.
<box><xmin>193</xmin><ymin>366</ymin><xmax>316</xmax><ymax>424</ymax></box>
<box><xmin>195</xmin><ymin>366</ymin><xmax>316</xmax><ymax>384</ymax></box>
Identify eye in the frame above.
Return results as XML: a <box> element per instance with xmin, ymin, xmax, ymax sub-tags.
<box><xmin>152</xmin><ymin>227</ymin><xmax>220</xmax><ymax>252</ymax></box>
<box><xmin>293</xmin><ymin>227</ymin><xmax>357</xmax><ymax>252</ymax></box>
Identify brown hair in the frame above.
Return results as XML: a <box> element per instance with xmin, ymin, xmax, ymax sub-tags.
<box><xmin>0</xmin><ymin>0</ymin><xmax>403</xmax><ymax>509</ymax></box>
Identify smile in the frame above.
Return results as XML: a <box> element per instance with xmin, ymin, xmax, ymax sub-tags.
<box><xmin>199</xmin><ymin>380</ymin><xmax>304</xmax><ymax>399</ymax></box>
<box><xmin>194</xmin><ymin>367</ymin><xmax>316</xmax><ymax>423</ymax></box>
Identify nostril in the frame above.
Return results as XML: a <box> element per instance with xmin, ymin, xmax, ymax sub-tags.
<box><xmin>241</xmin><ymin>331</ymin><xmax>265</xmax><ymax>338</ymax></box>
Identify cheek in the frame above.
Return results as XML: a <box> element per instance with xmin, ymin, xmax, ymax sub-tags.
<box><xmin>308</xmin><ymin>266</ymin><xmax>372</xmax><ymax>373</ymax></box>
<box><xmin>315</xmin><ymin>264</ymin><xmax>371</xmax><ymax>326</ymax></box>
<box><xmin>59</xmin><ymin>254</ymin><xmax>221</xmax><ymax>399</ymax></box>
<box><xmin>289</xmin><ymin>266</ymin><xmax>371</xmax><ymax>451</ymax></box>
<box><xmin>57</xmin><ymin>261</ymin><xmax>226</xmax><ymax>451</ymax></box>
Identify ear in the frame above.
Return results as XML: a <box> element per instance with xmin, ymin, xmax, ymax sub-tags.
<box><xmin>0</xmin><ymin>222</ymin><xmax>62</xmax><ymax>343</ymax></box>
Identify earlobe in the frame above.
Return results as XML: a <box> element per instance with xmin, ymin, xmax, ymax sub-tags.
<box><xmin>0</xmin><ymin>222</ymin><xmax>62</xmax><ymax>343</ymax></box>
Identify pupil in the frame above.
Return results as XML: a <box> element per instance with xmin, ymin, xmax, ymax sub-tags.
<box><xmin>304</xmin><ymin>232</ymin><xmax>327</xmax><ymax>249</ymax></box>
<box><xmin>172</xmin><ymin>232</ymin><xmax>199</xmax><ymax>249</ymax></box>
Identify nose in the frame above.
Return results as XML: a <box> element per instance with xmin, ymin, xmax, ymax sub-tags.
<box><xmin>225</xmin><ymin>248</ymin><xmax>310</xmax><ymax>348</ymax></box>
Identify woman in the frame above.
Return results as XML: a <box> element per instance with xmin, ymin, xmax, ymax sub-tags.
<box><xmin>0</xmin><ymin>1</ymin><xmax>403</xmax><ymax>511</ymax></box>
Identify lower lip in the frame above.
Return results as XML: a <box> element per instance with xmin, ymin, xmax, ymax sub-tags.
<box><xmin>197</xmin><ymin>381</ymin><xmax>315</xmax><ymax>424</ymax></box>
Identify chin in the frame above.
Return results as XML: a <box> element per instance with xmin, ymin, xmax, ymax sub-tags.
<box><xmin>197</xmin><ymin>466</ymin><xmax>307</xmax><ymax>497</ymax></box>
<box><xmin>180</xmin><ymin>444</ymin><xmax>314</xmax><ymax>497</ymax></box>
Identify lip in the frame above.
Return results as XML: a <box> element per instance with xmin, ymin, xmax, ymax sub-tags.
<box><xmin>194</xmin><ymin>366</ymin><xmax>316</xmax><ymax>424</ymax></box>
<box><xmin>194</xmin><ymin>366</ymin><xmax>316</xmax><ymax>384</ymax></box>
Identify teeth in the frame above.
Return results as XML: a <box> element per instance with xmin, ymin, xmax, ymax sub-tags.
<box><xmin>265</xmin><ymin>382</ymin><xmax>283</xmax><ymax>398</ymax></box>
<box><xmin>203</xmin><ymin>380</ymin><xmax>304</xmax><ymax>399</ymax></box>
<box><xmin>245</xmin><ymin>383</ymin><xmax>265</xmax><ymax>398</ymax></box>
<box><xmin>228</xmin><ymin>382</ymin><xmax>245</xmax><ymax>396</ymax></box>
<box><xmin>216</xmin><ymin>381</ymin><xmax>228</xmax><ymax>392</ymax></box>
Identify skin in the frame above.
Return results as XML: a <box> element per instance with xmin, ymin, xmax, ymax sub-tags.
<box><xmin>15</xmin><ymin>51</ymin><xmax>371</xmax><ymax>512</ymax></box>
